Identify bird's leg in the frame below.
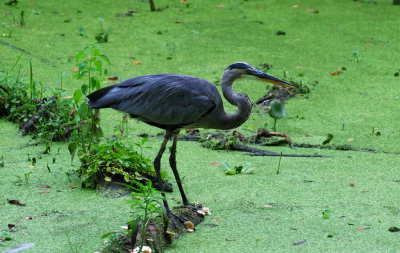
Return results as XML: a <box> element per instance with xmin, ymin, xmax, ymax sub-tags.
<box><xmin>154</xmin><ymin>131</ymin><xmax>187</xmax><ymax>226</ymax></box>
<box><xmin>169</xmin><ymin>130</ymin><xmax>190</xmax><ymax>207</ymax></box>
<box><xmin>154</xmin><ymin>131</ymin><xmax>173</xmax><ymax>214</ymax></box>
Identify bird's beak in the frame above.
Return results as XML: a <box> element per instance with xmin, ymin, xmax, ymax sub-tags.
<box><xmin>255</xmin><ymin>72</ymin><xmax>294</xmax><ymax>88</ymax></box>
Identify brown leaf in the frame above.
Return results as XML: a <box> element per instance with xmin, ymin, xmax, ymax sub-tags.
<box><xmin>24</xmin><ymin>216</ymin><xmax>34</xmax><ymax>220</ymax></box>
<box><xmin>107</xmin><ymin>76</ymin><xmax>118</xmax><ymax>81</ymax></box>
<box><xmin>69</xmin><ymin>185</ymin><xmax>77</xmax><ymax>189</ymax></box>
<box><xmin>292</xmin><ymin>4</ymin><xmax>300</xmax><ymax>8</ymax></box>
<box><xmin>257</xmin><ymin>7</ymin><xmax>265</xmax><ymax>10</ymax></box>
<box><xmin>39</xmin><ymin>191</ymin><xmax>50</xmax><ymax>194</ymax></box>
<box><xmin>330</xmin><ymin>70</ymin><xmax>342</xmax><ymax>76</ymax></box>
<box><xmin>213</xmin><ymin>218</ymin><xmax>224</xmax><ymax>222</ymax></box>
<box><xmin>217</xmin><ymin>4</ymin><xmax>225</xmax><ymax>8</ymax></box>
<box><xmin>347</xmin><ymin>138</ymin><xmax>354</xmax><ymax>142</ymax></box>
<box><xmin>71</xmin><ymin>67</ymin><xmax>79</xmax><ymax>72</ymax></box>
<box><xmin>211</xmin><ymin>162</ymin><xmax>220</xmax><ymax>166</ymax></box>
<box><xmin>8</xmin><ymin>224</ymin><xmax>16</xmax><ymax>229</ymax></box>
<box><xmin>7</xmin><ymin>199</ymin><xmax>26</xmax><ymax>206</ymax></box>
<box><xmin>357</xmin><ymin>227</ymin><xmax>370</xmax><ymax>230</ymax></box>
<box><xmin>350</xmin><ymin>183</ymin><xmax>355</xmax><ymax>187</ymax></box>
<box><xmin>133</xmin><ymin>61</ymin><xmax>142</xmax><ymax>65</ymax></box>
<box><xmin>174</xmin><ymin>21</ymin><xmax>183</xmax><ymax>24</ymax></box>
<box><xmin>36</xmin><ymin>185</ymin><xmax>50</xmax><ymax>188</ymax></box>
<box><xmin>293</xmin><ymin>239</ymin><xmax>306</xmax><ymax>246</ymax></box>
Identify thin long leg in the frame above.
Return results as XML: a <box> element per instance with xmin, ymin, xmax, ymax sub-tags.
<box><xmin>154</xmin><ymin>130</ymin><xmax>173</xmax><ymax>213</ymax></box>
<box><xmin>169</xmin><ymin>130</ymin><xmax>190</xmax><ymax>206</ymax></box>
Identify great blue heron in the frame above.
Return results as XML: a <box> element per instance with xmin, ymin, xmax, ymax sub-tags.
<box><xmin>87</xmin><ymin>62</ymin><xmax>293</xmax><ymax>221</ymax></box>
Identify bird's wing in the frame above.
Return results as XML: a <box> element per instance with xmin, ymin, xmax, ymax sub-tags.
<box><xmin>93</xmin><ymin>74</ymin><xmax>220</xmax><ymax>127</ymax></box>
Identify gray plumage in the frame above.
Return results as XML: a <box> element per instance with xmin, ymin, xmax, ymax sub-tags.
<box><xmin>88</xmin><ymin>74</ymin><xmax>221</xmax><ymax>129</ymax></box>
<box><xmin>86</xmin><ymin>62</ymin><xmax>293</xmax><ymax>220</ymax></box>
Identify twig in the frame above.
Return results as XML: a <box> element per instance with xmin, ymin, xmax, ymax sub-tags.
<box><xmin>276</xmin><ymin>152</ymin><xmax>282</xmax><ymax>174</ymax></box>
<box><xmin>232</xmin><ymin>130</ymin><xmax>247</xmax><ymax>142</ymax></box>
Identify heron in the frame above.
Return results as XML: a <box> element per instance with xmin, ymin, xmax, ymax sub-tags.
<box><xmin>87</xmin><ymin>62</ymin><xmax>293</xmax><ymax>222</ymax></box>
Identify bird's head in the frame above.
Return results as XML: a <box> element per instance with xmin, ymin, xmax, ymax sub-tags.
<box><xmin>225</xmin><ymin>62</ymin><xmax>294</xmax><ymax>88</ymax></box>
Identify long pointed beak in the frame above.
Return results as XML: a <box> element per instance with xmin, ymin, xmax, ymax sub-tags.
<box><xmin>255</xmin><ymin>72</ymin><xmax>294</xmax><ymax>88</ymax></box>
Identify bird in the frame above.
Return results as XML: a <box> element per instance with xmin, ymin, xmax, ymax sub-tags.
<box><xmin>87</xmin><ymin>62</ymin><xmax>293</xmax><ymax>221</ymax></box>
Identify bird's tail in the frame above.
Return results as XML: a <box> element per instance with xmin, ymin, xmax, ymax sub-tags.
<box><xmin>86</xmin><ymin>84</ymin><xmax>117</xmax><ymax>109</ymax></box>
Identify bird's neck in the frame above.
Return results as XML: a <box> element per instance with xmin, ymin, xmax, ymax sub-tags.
<box><xmin>219</xmin><ymin>72</ymin><xmax>252</xmax><ymax>130</ymax></box>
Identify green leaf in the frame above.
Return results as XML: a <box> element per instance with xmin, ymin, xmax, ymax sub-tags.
<box><xmin>81</xmin><ymin>84</ymin><xmax>88</xmax><ymax>96</ymax></box>
<box><xmin>234</xmin><ymin>165</ymin><xmax>243</xmax><ymax>174</ymax></box>
<box><xmin>78</xmin><ymin>103</ymin><xmax>89</xmax><ymax>118</ymax></box>
<box><xmin>90</xmin><ymin>77</ymin><xmax>100</xmax><ymax>90</ymax></box>
<box><xmin>322</xmin><ymin>209</ymin><xmax>331</xmax><ymax>219</ymax></box>
<box><xmin>73</xmin><ymin>89</ymin><xmax>82</xmax><ymax>104</ymax></box>
<box><xmin>99</xmin><ymin>54</ymin><xmax>111</xmax><ymax>64</ymax></box>
<box><xmin>222</xmin><ymin>161</ymin><xmax>231</xmax><ymax>171</ymax></box>
<box><xmin>225</xmin><ymin>170</ymin><xmax>236</xmax><ymax>175</ymax></box>
<box><xmin>104</xmin><ymin>176</ymin><xmax>111</xmax><ymax>182</ymax></box>
<box><xmin>269</xmin><ymin>100</ymin><xmax>286</xmax><ymax>119</ymax></box>
<box><xmin>94</xmin><ymin>60</ymin><xmax>103</xmax><ymax>72</ymax></box>
<box><xmin>322</xmin><ymin>133</ymin><xmax>334</xmax><ymax>145</ymax></box>
<box><xmin>68</xmin><ymin>142</ymin><xmax>78</xmax><ymax>162</ymax></box>
<box><xmin>75</xmin><ymin>51</ymin><xmax>86</xmax><ymax>62</ymax></box>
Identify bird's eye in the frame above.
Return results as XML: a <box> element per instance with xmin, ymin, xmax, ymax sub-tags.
<box><xmin>244</xmin><ymin>69</ymin><xmax>253</xmax><ymax>75</ymax></box>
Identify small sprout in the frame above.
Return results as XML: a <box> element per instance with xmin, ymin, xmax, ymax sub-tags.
<box><xmin>223</xmin><ymin>162</ymin><xmax>255</xmax><ymax>175</ymax></box>
<box><xmin>276</xmin><ymin>152</ymin><xmax>283</xmax><ymax>175</ymax></box>
<box><xmin>269</xmin><ymin>100</ymin><xmax>286</xmax><ymax>132</ymax></box>
<box><xmin>352</xmin><ymin>50</ymin><xmax>361</xmax><ymax>62</ymax></box>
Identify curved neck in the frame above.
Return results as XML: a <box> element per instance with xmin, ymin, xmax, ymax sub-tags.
<box><xmin>218</xmin><ymin>71</ymin><xmax>252</xmax><ymax>130</ymax></box>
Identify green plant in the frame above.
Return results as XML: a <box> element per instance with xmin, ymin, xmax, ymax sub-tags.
<box><xmin>101</xmin><ymin>230</ymin><xmax>129</xmax><ymax>253</ymax></box>
<box><xmin>352</xmin><ymin>50</ymin><xmax>360</xmax><ymax>62</ymax></box>
<box><xmin>0</xmin><ymin>230</ymin><xmax>11</xmax><ymax>242</ymax></box>
<box><xmin>0</xmin><ymin>156</ymin><xmax>4</xmax><ymax>167</ymax></box>
<box><xmin>222</xmin><ymin>161</ymin><xmax>255</xmax><ymax>175</ymax></box>
<box><xmin>95</xmin><ymin>18</ymin><xmax>111</xmax><ymax>43</ymax></box>
<box><xmin>125</xmin><ymin>180</ymin><xmax>167</xmax><ymax>253</ymax></box>
<box><xmin>269</xmin><ymin>100</ymin><xmax>286</xmax><ymax>132</ymax></box>
<box><xmin>24</xmin><ymin>171</ymin><xmax>33</xmax><ymax>184</ymax></box>
<box><xmin>20</xmin><ymin>10</ymin><xmax>25</xmax><ymax>26</ymax></box>
<box><xmin>77</xmin><ymin>26</ymin><xmax>86</xmax><ymax>37</ymax></box>
<box><xmin>69</xmin><ymin>43</ymin><xmax>110</xmax><ymax>161</ymax></box>
<box><xmin>78</xmin><ymin>139</ymin><xmax>156</xmax><ymax>188</ymax></box>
